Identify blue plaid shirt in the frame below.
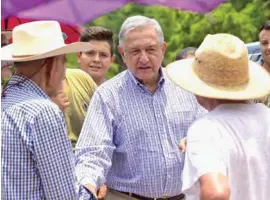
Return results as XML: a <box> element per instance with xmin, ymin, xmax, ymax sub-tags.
<box><xmin>75</xmin><ymin>69</ymin><xmax>205</xmax><ymax>198</ymax></box>
<box><xmin>1</xmin><ymin>75</ymin><xmax>77</xmax><ymax>199</ymax></box>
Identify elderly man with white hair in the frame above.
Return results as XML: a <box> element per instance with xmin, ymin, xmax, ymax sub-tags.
<box><xmin>167</xmin><ymin>33</ymin><xmax>270</xmax><ymax>200</ymax></box>
<box><xmin>75</xmin><ymin>15</ymin><xmax>205</xmax><ymax>200</ymax></box>
<box><xmin>1</xmin><ymin>21</ymin><xmax>92</xmax><ymax>200</ymax></box>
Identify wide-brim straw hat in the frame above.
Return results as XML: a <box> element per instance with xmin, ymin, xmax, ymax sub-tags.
<box><xmin>166</xmin><ymin>33</ymin><xmax>270</xmax><ymax>100</ymax></box>
<box><xmin>1</xmin><ymin>21</ymin><xmax>91</xmax><ymax>62</ymax></box>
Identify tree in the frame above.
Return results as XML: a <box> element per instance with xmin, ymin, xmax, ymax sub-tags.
<box><xmin>66</xmin><ymin>0</ymin><xmax>269</xmax><ymax>78</ymax></box>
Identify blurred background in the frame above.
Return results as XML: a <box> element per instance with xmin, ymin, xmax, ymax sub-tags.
<box><xmin>66</xmin><ymin>0</ymin><xmax>269</xmax><ymax>79</ymax></box>
<box><xmin>2</xmin><ymin>0</ymin><xmax>270</xmax><ymax>80</ymax></box>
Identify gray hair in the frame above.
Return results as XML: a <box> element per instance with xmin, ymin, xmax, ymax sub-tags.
<box><xmin>118</xmin><ymin>15</ymin><xmax>164</xmax><ymax>47</ymax></box>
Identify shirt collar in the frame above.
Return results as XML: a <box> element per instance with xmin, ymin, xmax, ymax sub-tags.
<box><xmin>6</xmin><ymin>75</ymin><xmax>50</xmax><ymax>99</ymax></box>
<box><xmin>127</xmin><ymin>67</ymin><xmax>165</xmax><ymax>89</ymax></box>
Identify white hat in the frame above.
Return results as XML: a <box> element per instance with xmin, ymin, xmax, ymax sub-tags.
<box><xmin>166</xmin><ymin>33</ymin><xmax>270</xmax><ymax>100</ymax></box>
<box><xmin>1</xmin><ymin>21</ymin><xmax>91</xmax><ymax>62</ymax></box>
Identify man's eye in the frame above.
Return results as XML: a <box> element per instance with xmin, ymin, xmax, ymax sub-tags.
<box><xmin>148</xmin><ymin>48</ymin><xmax>155</xmax><ymax>52</ymax></box>
<box><xmin>86</xmin><ymin>51</ymin><xmax>95</xmax><ymax>56</ymax></box>
<box><xmin>101</xmin><ymin>53</ymin><xmax>109</xmax><ymax>57</ymax></box>
<box><xmin>131</xmin><ymin>50</ymin><xmax>139</xmax><ymax>55</ymax></box>
<box><xmin>261</xmin><ymin>41</ymin><xmax>268</xmax><ymax>46</ymax></box>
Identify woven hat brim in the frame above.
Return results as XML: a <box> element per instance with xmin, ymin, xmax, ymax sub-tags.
<box><xmin>0</xmin><ymin>42</ymin><xmax>91</xmax><ymax>62</ymax></box>
<box><xmin>166</xmin><ymin>58</ymin><xmax>270</xmax><ymax>100</ymax></box>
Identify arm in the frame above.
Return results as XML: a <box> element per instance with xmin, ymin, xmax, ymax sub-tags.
<box><xmin>200</xmin><ymin>173</ymin><xmax>230</xmax><ymax>200</ymax></box>
<box><xmin>50</xmin><ymin>80</ymin><xmax>70</xmax><ymax>112</ymax></box>
<box><xmin>33</xmin><ymin>104</ymin><xmax>76</xmax><ymax>199</ymax></box>
<box><xmin>75</xmin><ymin>90</ymin><xmax>116</xmax><ymax>195</ymax></box>
<box><xmin>182</xmin><ymin>119</ymin><xmax>230</xmax><ymax>200</ymax></box>
<box><xmin>51</xmin><ymin>90</ymin><xmax>70</xmax><ymax>111</ymax></box>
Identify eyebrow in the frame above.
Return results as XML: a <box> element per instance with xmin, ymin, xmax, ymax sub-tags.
<box><xmin>129</xmin><ymin>44</ymin><xmax>157</xmax><ymax>50</ymax></box>
<box><xmin>147</xmin><ymin>45</ymin><xmax>157</xmax><ymax>48</ymax></box>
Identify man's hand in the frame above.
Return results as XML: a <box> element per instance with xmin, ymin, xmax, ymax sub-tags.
<box><xmin>179</xmin><ymin>137</ymin><xmax>187</xmax><ymax>152</ymax></box>
<box><xmin>97</xmin><ymin>184</ymin><xmax>108</xmax><ymax>199</ymax></box>
<box><xmin>85</xmin><ymin>184</ymin><xmax>97</xmax><ymax>198</ymax></box>
<box><xmin>51</xmin><ymin>91</ymin><xmax>70</xmax><ymax>112</ymax></box>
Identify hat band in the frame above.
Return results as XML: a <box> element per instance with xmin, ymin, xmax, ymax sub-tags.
<box><xmin>12</xmin><ymin>54</ymin><xmax>35</xmax><ymax>58</ymax></box>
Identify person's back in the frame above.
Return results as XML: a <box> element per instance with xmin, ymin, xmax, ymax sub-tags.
<box><xmin>1</xmin><ymin>76</ymin><xmax>76</xmax><ymax>199</ymax></box>
<box><xmin>183</xmin><ymin>103</ymin><xmax>270</xmax><ymax>200</ymax></box>
<box><xmin>218</xmin><ymin>104</ymin><xmax>269</xmax><ymax>199</ymax></box>
<box><xmin>1</xmin><ymin>20</ymin><xmax>93</xmax><ymax>200</ymax></box>
<box><xmin>64</xmin><ymin>68</ymin><xmax>97</xmax><ymax>147</ymax></box>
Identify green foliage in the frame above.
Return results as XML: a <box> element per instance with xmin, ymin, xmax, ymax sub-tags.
<box><xmin>66</xmin><ymin>0</ymin><xmax>270</xmax><ymax>79</ymax></box>
<box><xmin>66</xmin><ymin>53</ymin><xmax>78</xmax><ymax>68</ymax></box>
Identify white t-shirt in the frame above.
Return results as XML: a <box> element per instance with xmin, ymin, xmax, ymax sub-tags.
<box><xmin>182</xmin><ymin>103</ymin><xmax>270</xmax><ymax>200</ymax></box>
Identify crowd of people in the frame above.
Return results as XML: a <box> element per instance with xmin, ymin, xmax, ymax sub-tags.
<box><xmin>1</xmin><ymin>16</ymin><xmax>270</xmax><ymax>200</ymax></box>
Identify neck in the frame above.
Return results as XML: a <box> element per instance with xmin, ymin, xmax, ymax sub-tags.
<box><xmin>15</xmin><ymin>64</ymin><xmax>49</xmax><ymax>95</ymax></box>
<box><xmin>93</xmin><ymin>76</ymin><xmax>105</xmax><ymax>86</ymax></box>
<box><xmin>207</xmin><ymin>99</ymin><xmax>249</xmax><ymax>111</ymax></box>
<box><xmin>17</xmin><ymin>71</ymin><xmax>47</xmax><ymax>91</ymax></box>
<box><xmin>145</xmin><ymin>82</ymin><xmax>159</xmax><ymax>93</ymax></box>
<box><xmin>139</xmin><ymin>72</ymin><xmax>161</xmax><ymax>94</ymax></box>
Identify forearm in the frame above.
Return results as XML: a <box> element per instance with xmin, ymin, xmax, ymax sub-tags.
<box><xmin>199</xmin><ymin>173</ymin><xmax>230</xmax><ymax>200</ymax></box>
<box><xmin>200</xmin><ymin>192</ymin><xmax>230</xmax><ymax>200</ymax></box>
<box><xmin>75</xmin><ymin>145</ymin><xmax>115</xmax><ymax>188</ymax></box>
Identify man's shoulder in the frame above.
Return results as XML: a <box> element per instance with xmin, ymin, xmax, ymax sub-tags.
<box><xmin>66</xmin><ymin>68</ymin><xmax>88</xmax><ymax>77</ymax></box>
<box><xmin>188</xmin><ymin>116</ymin><xmax>219</xmax><ymax>139</ymax></box>
<box><xmin>97</xmin><ymin>70</ymin><xmax>129</xmax><ymax>93</ymax></box>
<box><xmin>164</xmin><ymin>76</ymin><xmax>203</xmax><ymax>112</ymax></box>
<box><xmin>65</xmin><ymin>68</ymin><xmax>96</xmax><ymax>92</ymax></box>
<box><xmin>2</xmin><ymin>95</ymin><xmax>60</xmax><ymax>120</ymax></box>
<box><xmin>66</xmin><ymin>68</ymin><xmax>95</xmax><ymax>84</ymax></box>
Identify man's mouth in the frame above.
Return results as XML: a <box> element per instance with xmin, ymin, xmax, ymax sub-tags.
<box><xmin>138</xmin><ymin>66</ymin><xmax>151</xmax><ymax>70</ymax></box>
<box><xmin>89</xmin><ymin>66</ymin><xmax>101</xmax><ymax>69</ymax></box>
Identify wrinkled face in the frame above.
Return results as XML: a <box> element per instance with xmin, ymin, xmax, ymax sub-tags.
<box><xmin>77</xmin><ymin>40</ymin><xmax>114</xmax><ymax>81</ymax></box>
<box><xmin>118</xmin><ymin>26</ymin><xmax>167</xmax><ymax>85</ymax></box>
<box><xmin>259</xmin><ymin>29</ymin><xmax>270</xmax><ymax>65</ymax></box>
<box><xmin>48</xmin><ymin>55</ymin><xmax>66</xmax><ymax>94</ymax></box>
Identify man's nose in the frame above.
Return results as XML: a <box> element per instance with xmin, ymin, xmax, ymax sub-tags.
<box><xmin>139</xmin><ymin>51</ymin><xmax>149</xmax><ymax>63</ymax></box>
<box><xmin>93</xmin><ymin>54</ymin><xmax>100</xmax><ymax>62</ymax></box>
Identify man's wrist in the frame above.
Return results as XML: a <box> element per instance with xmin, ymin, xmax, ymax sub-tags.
<box><xmin>85</xmin><ymin>184</ymin><xmax>97</xmax><ymax>198</ymax></box>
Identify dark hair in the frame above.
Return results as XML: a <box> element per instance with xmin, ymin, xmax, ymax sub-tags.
<box><xmin>175</xmin><ymin>47</ymin><xmax>197</xmax><ymax>61</ymax></box>
<box><xmin>80</xmin><ymin>26</ymin><xmax>114</xmax><ymax>56</ymax></box>
<box><xmin>259</xmin><ymin>20</ymin><xmax>270</xmax><ymax>33</ymax></box>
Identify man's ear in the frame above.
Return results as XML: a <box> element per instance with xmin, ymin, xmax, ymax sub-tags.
<box><xmin>43</xmin><ymin>57</ymin><xmax>54</xmax><ymax>86</ymax></box>
<box><xmin>161</xmin><ymin>42</ymin><xmax>167</xmax><ymax>54</ymax></box>
<box><xmin>118</xmin><ymin>46</ymin><xmax>126</xmax><ymax>63</ymax></box>
<box><xmin>77</xmin><ymin>52</ymin><xmax>82</xmax><ymax>64</ymax></box>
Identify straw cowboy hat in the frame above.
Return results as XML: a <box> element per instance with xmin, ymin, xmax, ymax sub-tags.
<box><xmin>0</xmin><ymin>20</ymin><xmax>91</xmax><ymax>62</ymax></box>
<box><xmin>166</xmin><ymin>33</ymin><xmax>270</xmax><ymax>100</ymax></box>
